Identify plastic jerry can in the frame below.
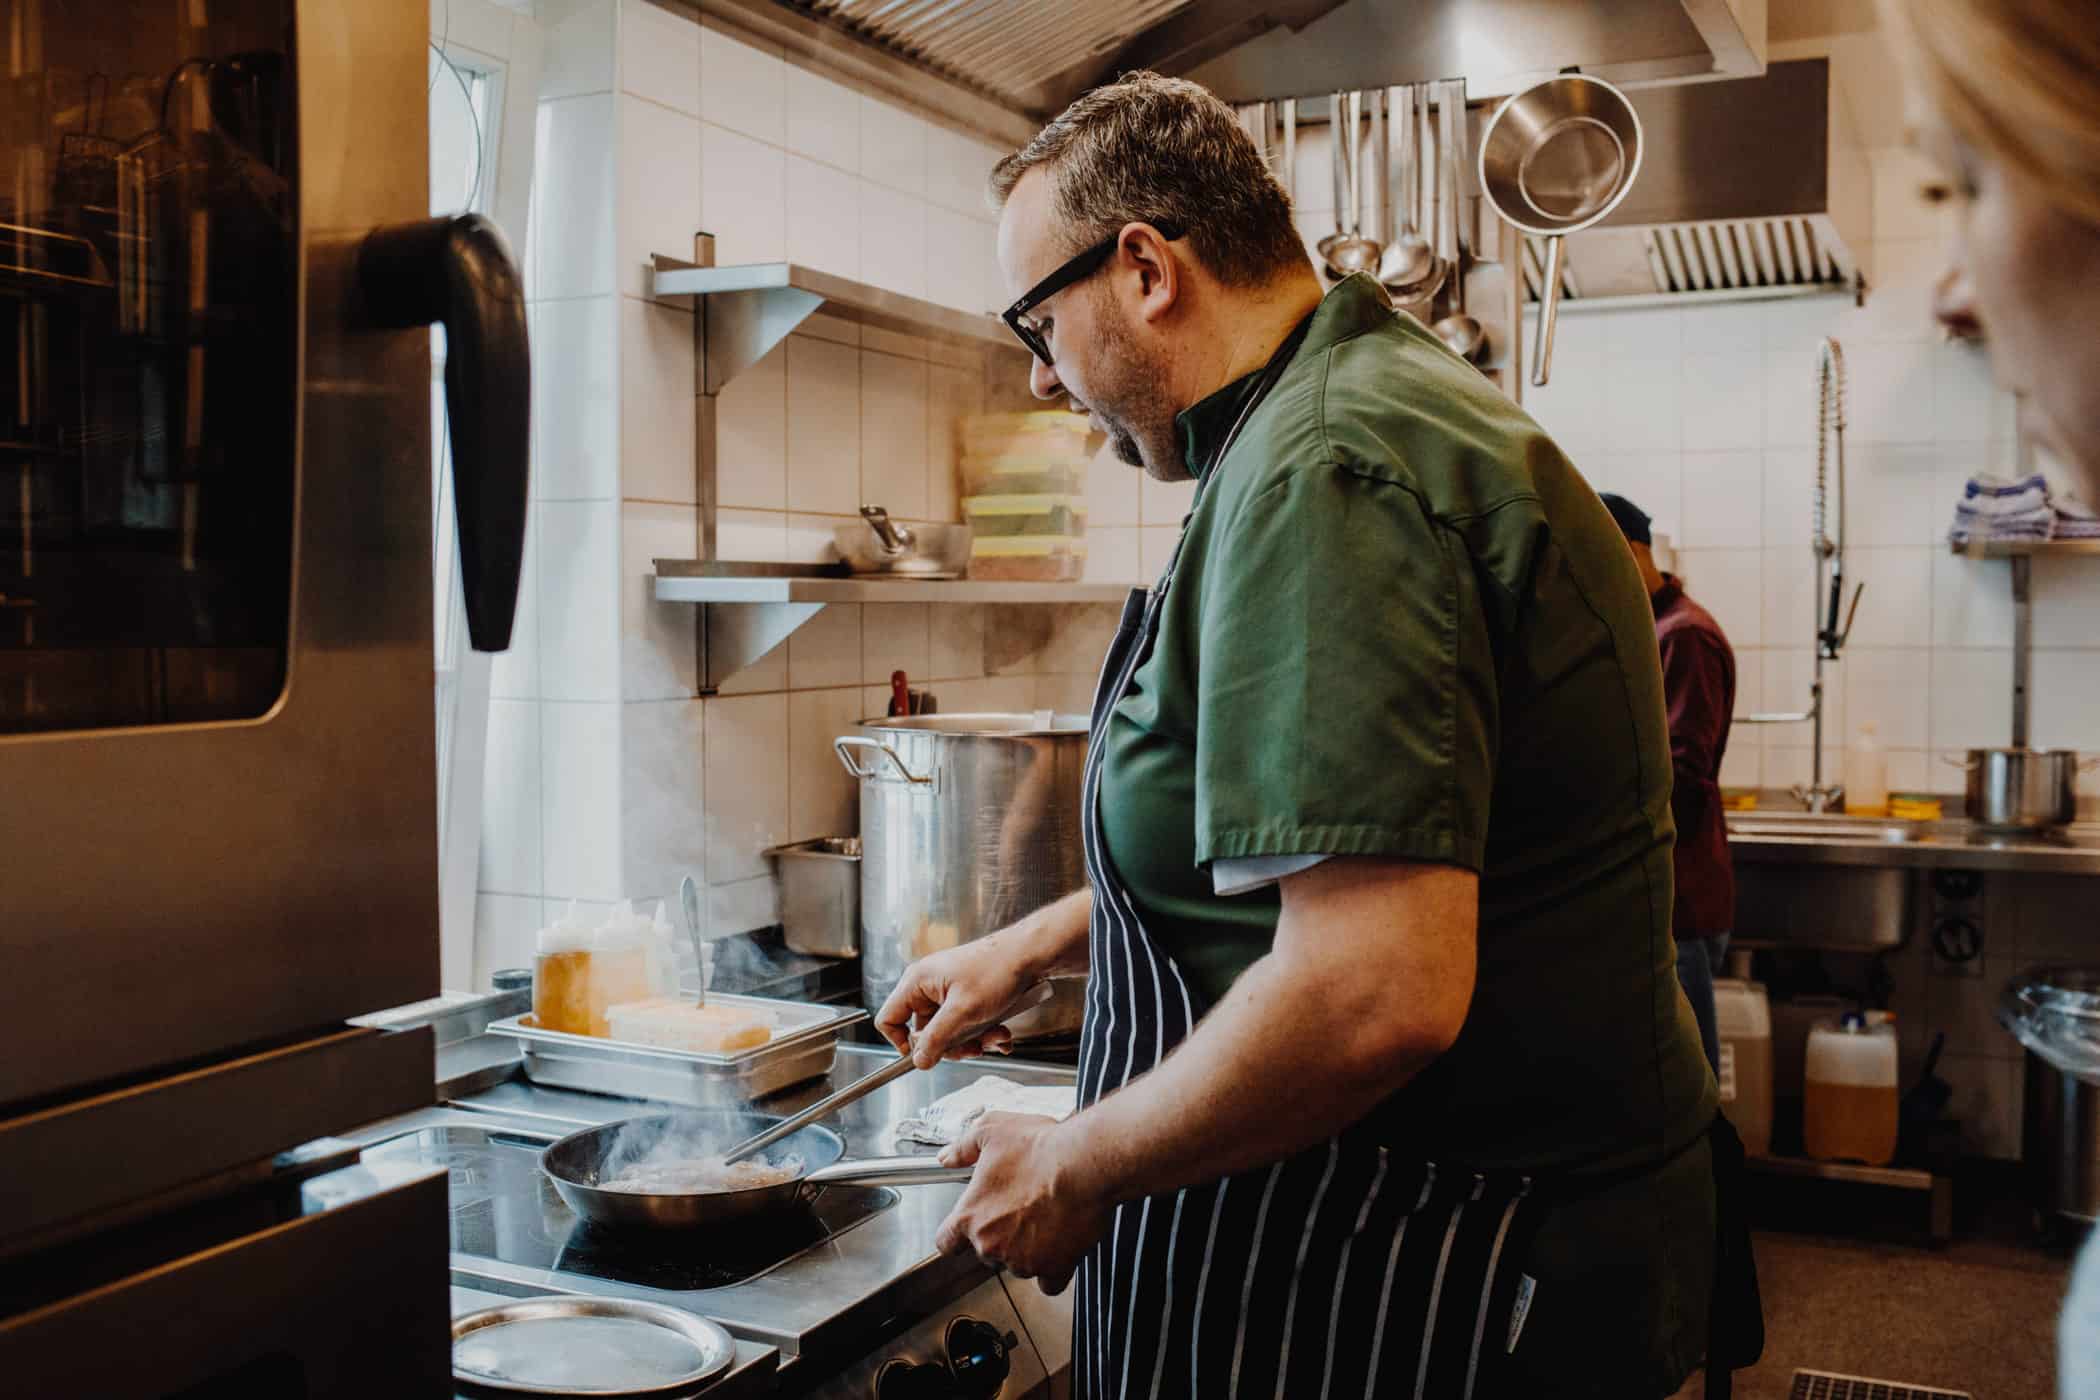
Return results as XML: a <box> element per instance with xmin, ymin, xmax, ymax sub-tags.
<box><xmin>1803</xmin><ymin>1012</ymin><xmax>1900</xmax><ymax>1166</ymax></box>
<box><xmin>1713</xmin><ymin>979</ymin><xmax>1773</xmax><ymax>1158</ymax></box>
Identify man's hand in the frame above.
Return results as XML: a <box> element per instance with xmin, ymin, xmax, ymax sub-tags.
<box><xmin>875</xmin><ymin>939</ymin><xmax>1036</xmax><ymax>1069</ymax></box>
<box><xmin>933</xmin><ymin>1112</ymin><xmax>1110</xmax><ymax>1296</ymax></box>
<box><xmin>875</xmin><ymin>890</ymin><xmax>1093</xmax><ymax>1069</ymax></box>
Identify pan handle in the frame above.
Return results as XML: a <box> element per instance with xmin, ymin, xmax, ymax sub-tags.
<box><xmin>805</xmin><ymin>1155</ymin><xmax>975</xmax><ymax>1188</ymax></box>
<box><xmin>1531</xmin><ymin>235</ymin><xmax>1566</xmax><ymax>386</ymax></box>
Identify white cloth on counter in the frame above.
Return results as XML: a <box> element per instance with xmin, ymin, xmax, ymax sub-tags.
<box><xmin>892</xmin><ymin>1075</ymin><xmax>1079</xmax><ymax>1147</ymax></box>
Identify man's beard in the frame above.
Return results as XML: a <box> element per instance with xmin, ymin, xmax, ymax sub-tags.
<box><xmin>1083</xmin><ymin>295</ymin><xmax>1180</xmax><ymax>480</ymax></box>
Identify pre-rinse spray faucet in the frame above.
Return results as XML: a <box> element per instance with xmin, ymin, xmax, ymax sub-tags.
<box><xmin>1739</xmin><ymin>337</ymin><xmax>1866</xmax><ymax>812</ymax></box>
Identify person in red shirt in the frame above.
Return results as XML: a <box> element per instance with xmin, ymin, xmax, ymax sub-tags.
<box><xmin>1602</xmin><ymin>493</ymin><xmax>1737</xmax><ymax>1073</ymax></box>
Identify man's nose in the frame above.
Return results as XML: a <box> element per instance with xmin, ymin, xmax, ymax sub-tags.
<box><xmin>1932</xmin><ymin>262</ymin><xmax>1984</xmax><ymax>342</ymax></box>
<box><xmin>1029</xmin><ymin>356</ymin><xmax>1064</xmax><ymax>400</ymax></box>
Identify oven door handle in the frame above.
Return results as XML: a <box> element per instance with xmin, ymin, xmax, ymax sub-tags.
<box><xmin>358</xmin><ymin>213</ymin><xmax>531</xmax><ymax>652</ymax></box>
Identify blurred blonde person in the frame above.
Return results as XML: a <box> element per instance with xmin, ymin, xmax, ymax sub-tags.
<box><xmin>1884</xmin><ymin>1</ymin><xmax>2100</xmax><ymax>1393</ymax></box>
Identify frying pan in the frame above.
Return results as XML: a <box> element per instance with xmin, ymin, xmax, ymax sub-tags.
<box><xmin>541</xmin><ymin>1108</ymin><xmax>970</xmax><ymax>1232</ymax></box>
<box><xmin>1476</xmin><ymin>73</ymin><xmax>1643</xmax><ymax>386</ymax></box>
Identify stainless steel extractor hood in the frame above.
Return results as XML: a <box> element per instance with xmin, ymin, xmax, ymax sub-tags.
<box><xmin>1529</xmin><ymin>57</ymin><xmax>1870</xmax><ymax>306</ymax></box>
<box><xmin>726</xmin><ymin>0</ymin><xmax>1766</xmax><ymax>121</ymax></box>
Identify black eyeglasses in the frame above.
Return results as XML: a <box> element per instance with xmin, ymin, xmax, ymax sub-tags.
<box><xmin>1000</xmin><ymin>223</ymin><xmax>1185</xmax><ymax>366</ymax></box>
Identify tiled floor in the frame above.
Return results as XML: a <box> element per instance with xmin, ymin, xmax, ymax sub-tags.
<box><xmin>1673</xmin><ymin>1171</ymin><xmax>2076</xmax><ymax>1400</ymax></box>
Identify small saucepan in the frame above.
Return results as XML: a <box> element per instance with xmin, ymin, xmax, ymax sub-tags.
<box><xmin>1947</xmin><ymin>747</ymin><xmax>2098</xmax><ymax>830</ymax></box>
<box><xmin>541</xmin><ymin>1108</ymin><xmax>970</xmax><ymax>1232</ymax></box>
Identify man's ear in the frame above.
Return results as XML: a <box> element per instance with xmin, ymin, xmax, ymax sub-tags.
<box><xmin>1119</xmin><ymin>223</ymin><xmax>1181</xmax><ymax>325</ymax></box>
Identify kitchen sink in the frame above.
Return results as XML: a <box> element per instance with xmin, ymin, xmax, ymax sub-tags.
<box><xmin>1726</xmin><ymin>813</ymin><xmax>1924</xmax><ymax>843</ymax></box>
<box><xmin>1725</xmin><ymin>810</ymin><xmax>1919</xmax><ymax>948</ymax></box>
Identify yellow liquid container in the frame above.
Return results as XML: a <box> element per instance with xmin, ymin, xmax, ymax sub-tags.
<box><xmin>531</xmin><ymin>903</ymin><xmax>663</xmax><ymax>1037</ymax></box>
<box><xmin>1802</xmin><ymin>1014</ymin><xmax>1899</xmax><ymax>1166</ymax></box>
<box><xmin>533</xmin><ymin>946</ymin><xmax>595</xmax><ymax>1035</ymax></box>
<box><xmin>584</xmin><ymin>940</ymin><xmax>654</xmax><ymax>1038</ymax></box>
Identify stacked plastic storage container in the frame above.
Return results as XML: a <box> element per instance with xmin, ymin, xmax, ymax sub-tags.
<box><xmin>958</xmin><ymin>411</ymin><xmax>1090</xmax><ymax>580</ymax></box>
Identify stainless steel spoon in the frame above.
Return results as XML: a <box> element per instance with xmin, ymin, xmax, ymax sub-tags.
<box><xmin>1430</xmin><ymin>81</ymin><xmax>1488</xmax><ymax>364</ymax></box>
<box><xmin>1379</xmin><ymin>85</ymin><xmax>1438</xmax><ymax>298</ymax></box>
<box><xmin>678</xmin><ymin>874</ymin><xmax>707</xmax><ymax>1008</ymax></box>
<box><xmin>1319</xmin><ymin>92</ymin><xmax>1381</xmax><ymax>279</ymax></box>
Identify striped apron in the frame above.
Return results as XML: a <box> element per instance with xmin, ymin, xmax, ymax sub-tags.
<box><xmin>1071</xmin><ymin>572</ymin><xmax>1549</xmax><ymax>1400</ymax></box>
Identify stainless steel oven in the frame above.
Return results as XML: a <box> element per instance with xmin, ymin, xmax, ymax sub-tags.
<box><xmin>0</xmin><ymin>0</ymin><xmax>528</xmax><ymax>1391</ymax></box>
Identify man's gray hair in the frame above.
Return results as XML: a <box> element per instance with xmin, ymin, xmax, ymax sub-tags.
<box><xmin>989</xmin><ymin>72</ymin><xmax>1306</xmax><ymax>287</ymax></box>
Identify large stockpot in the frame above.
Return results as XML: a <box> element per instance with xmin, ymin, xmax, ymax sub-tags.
<box><xmin>836</xmin><ymin>714</ymin><xmax>1089</xmax><ymax>1039</ymax></box>
<box><xmin>1951</xmin><ymin>747</ymin><xmax>2096</xmax><ymax>829</ymax></box>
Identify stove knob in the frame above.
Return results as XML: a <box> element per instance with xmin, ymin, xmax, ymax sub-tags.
<box><xmin>945</xmin><ymin>1318</ymin><xmax>1014</xmax><ymax>1396</ymax></box>
<box><xmin>875</xmin><ymin>1359</ymin><xmax>959</xmax><ymax>1400</ymax></box>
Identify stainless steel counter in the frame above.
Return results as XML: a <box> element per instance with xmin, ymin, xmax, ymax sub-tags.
<box><xmin>1727</xmin><ymin>807</ymin><xmax>2100</xmax><ymax>875</ymax></box>
<box><xmin>353</xmin><ymin>1040</ymin><xmax>1078</xmax><ymax>1377</ymax></box>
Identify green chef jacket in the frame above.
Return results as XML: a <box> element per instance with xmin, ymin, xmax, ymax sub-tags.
<box><xmin>1098</xmin><ymin>273</ymin><xmax>1720</xmax><ymax>1392</ymax></box>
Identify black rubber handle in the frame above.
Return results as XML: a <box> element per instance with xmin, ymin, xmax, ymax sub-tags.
<box><xmin>358</xmin><ymin>214</ymin><xmax>530</xmax><ymax>652</ymax></box>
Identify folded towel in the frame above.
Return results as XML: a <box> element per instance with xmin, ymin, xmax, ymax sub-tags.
<box><xmin>893</xmin><ymin>1074</ymin><xmax>1079</xmax><ymax>1147</ymax></box>
<box><xmin>1963</xmin><ymin>473</ymin><xmax>2052</xmax><ymax>514</ymax></box>
<box><xmin>1951</xmin><ymin>513</ymin><xmax>2054</xmax><ymax>544</ymax></box>
<box><xmin>2059</xmin><ymin>493</ymin><xmax>2100</xmax><ymax>522</ymax></box>
<box><xmin>2057</xmin><ymin>516</ymin><xmax>2100</xmax><ymax>540</ymax></box>
<box><xmin>1951</xmin><ymin>473</ymin><xmax>2058</xmax><ymax>543</ymax></box>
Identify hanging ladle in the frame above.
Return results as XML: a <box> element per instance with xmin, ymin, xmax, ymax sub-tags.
<box><xmin>1429</xmin><ymin>81</ymin><xmax>1488</xmax><ymax>365</ymax></box>
<box><xmin>1379</xmin><ymin>85</ymin><xmax>1438</xmax><ymax>300</ymax></box>
<box><xmin>1317</xmin><ymin>91</ymin><xmax>1381</xmax><ymax>280</ymax></box>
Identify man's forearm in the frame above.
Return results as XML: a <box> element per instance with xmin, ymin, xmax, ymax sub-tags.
<box><xmin>1005</xmin><ymin>887</ymin><xmax>1094</xmax><ymax>981</ymax></box>
<box><xmin>1054</xmin><ymin>946</ymin><xmax>1445</xmax><ymax>1205</ymax></box>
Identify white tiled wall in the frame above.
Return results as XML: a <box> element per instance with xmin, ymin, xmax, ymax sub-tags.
<box><xmin>476</xmin><ymin>0</ymin><xmax>1108</xmax><ymax>980</ymax></box>
<box><xmin>1521</xmin><ymin>142</ymin><xmax>2049</xmax><ymax>803</ymax></box>
<box><xmin>1517</xmin><ymin>137</ymin><xmax>2095</xmax><ymax>1162</ymax></box>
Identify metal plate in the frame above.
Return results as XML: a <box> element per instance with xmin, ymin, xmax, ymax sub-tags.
<box><xmin>485</xmin><ymin>996</ymin><xmax>867</xmax><ymax>1107</ymax></box>
<box><xmin>453</xmin><ymin>1296</ymin><xmax>735</xmax><ymax>1396</ymax></box>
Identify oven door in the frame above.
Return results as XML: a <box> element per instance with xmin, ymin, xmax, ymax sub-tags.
<box><xmin>0</xmin><ymin>0</ymin><xmax>527</xmax><ymax>1109</ymax></box>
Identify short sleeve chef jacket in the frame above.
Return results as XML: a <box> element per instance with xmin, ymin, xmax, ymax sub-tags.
<box><xmin>1096</xmin><ymin>275</ymin><xmax>1719</xmax><ymax>1389</ymax></box>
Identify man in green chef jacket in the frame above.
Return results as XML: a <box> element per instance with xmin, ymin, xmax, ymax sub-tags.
<box><xmin>878</xmin><ymin>72</ymin><xmax>1750</xmax><ymax>1399</ymax></box>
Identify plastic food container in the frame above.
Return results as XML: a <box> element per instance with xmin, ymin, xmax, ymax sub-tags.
<box><xmin>959</xmin><ymin>410</ymin><xmax>1091</xmax><ymax>461</ymax></box>
<box><xmin>960</xmin><ymin>456</ymin><xmax>1085</xmax><ymax>499</ymax></box>
<box><xmin>968</xmin><ymin>536</ymin><xmax>1087</xmax><ymax>581</ymax></box>
<box><xmin>964</xmin><ymin>494</ymin><xmax>1084</xmax><ymax>538</ymax></box>
<box><xmin>1803</xmin><ymin>1011</ymin><xmax>1899</xmax><ymax>1165</ymax></box>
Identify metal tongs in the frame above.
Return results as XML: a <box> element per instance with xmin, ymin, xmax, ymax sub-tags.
<box><xmin>718</xmin><ymin>982</ymin><xmax>1060</xmax><ymax>1165</ymax></box>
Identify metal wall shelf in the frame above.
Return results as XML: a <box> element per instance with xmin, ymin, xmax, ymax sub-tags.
<box><xmin>1948</xmin><ymin>537</ymin><xmax>2100</xmax><ymax>558</ymax></box>
<box><xmin>653</xmin><ymin>561</ymin><xmax>1127</xmax><ymax>693</ymax></box>
<box><xmin>1948</xmin><ymin>531</ymin><xmax>2100</xmax><ymax>746</ymax></box>
<box><xmin>646</xmin><ymin>242</ymin><xmax>1069</xmax><ymax>693</ymax></box>
<box><xmin>653</xmin><ymin>568</ymin><xmax>1127</xmax><ymax>606</ymax></box>
<box><xmin>651</xmin><ymin>256</ymin><xmax>1021</xmax><ymax>393</ymax></box>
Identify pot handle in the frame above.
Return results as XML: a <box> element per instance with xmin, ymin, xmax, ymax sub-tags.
<box><xmin>1941</xmin><ymin>753</ymin><xmax>1980</xmax><ymax>770</ymax></box>
<box><xmin>835</xmin><ymin>736</ymin><xmax>931</xmax><ymax>784</ymax></box>
<box><xmin>804</xmin><ymin>1155</ymin><xmax>974</xmax><ymax>1188</ymax></box>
